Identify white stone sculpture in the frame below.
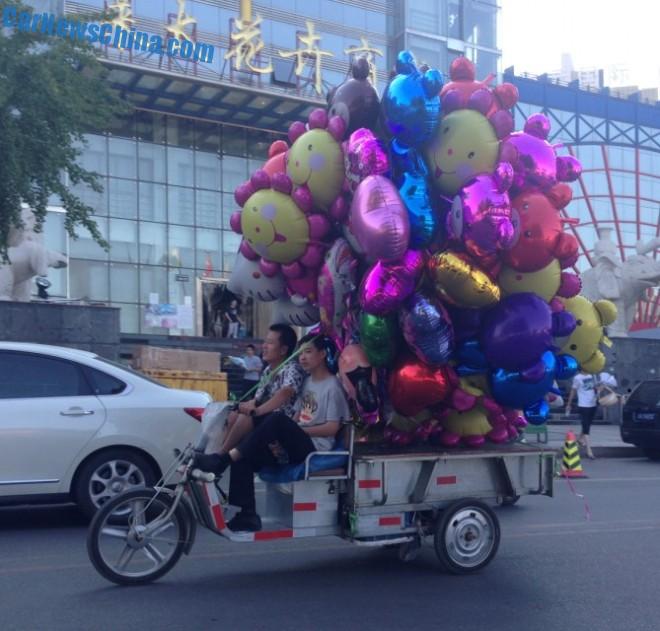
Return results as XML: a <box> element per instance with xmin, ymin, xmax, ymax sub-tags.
<box><xmin>581</xmin><ymin>227</ymin><xmax>660</xmax><ymax>337</ymax></box>
<box><xmin>0</xmin><ymin>207</ymin><xmax>68</xmax><ymax>301</ymax></box>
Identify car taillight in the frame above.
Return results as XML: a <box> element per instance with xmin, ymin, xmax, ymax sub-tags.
<box><xmin>184</xmin><ymin>407</ymin><xmax>204</xmax><ymax>422</ymax></box>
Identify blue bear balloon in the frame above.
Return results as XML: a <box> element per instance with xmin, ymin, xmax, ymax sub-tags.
<box><xmin>382</xmin><ymin>50</ymin><xmax>443</xmax><ymax>148</ymax></box>
<box><xmin>390</xmin><ymin>142</ymin><xmax>439</xmax><ymax>249</ymax></box>
<box><xmin>490</xmin><ymin>351</ymin><xmax>578</xmax><ymax>425</ymax></box>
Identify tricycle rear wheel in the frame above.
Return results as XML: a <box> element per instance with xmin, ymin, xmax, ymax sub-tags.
<box><xmin>434</xmin><ymin>499</ymin><xmax>500</xmax><ymax>574</ymax></box>
<box><xmin>87</xmin><ymin>488</ymin><xmax>188</xmax><ymax>586</ymax></box>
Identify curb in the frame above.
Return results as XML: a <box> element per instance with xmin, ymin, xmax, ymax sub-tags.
<box><xmin>545</xmin><ymin>445</ymin><xmax>643</xmax><ymax>458</ymax></box>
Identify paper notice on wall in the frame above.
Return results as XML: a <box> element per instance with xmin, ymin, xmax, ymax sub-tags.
<box><xmin>176</xmin><ymin>304</ymin><xmax>194</xmax><ymax>330</ymax></box>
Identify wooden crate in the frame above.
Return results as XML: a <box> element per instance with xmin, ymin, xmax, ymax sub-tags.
<box><xmin>142</xmin><ymin>369</ymin><xmax>228</xmax><ymax>401</ymax></box>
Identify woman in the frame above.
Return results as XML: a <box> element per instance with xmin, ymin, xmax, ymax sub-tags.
<box><xmin>195</xmin><ymin>333</ymin><xmax>350</xmax><ymax>532</ymax></box>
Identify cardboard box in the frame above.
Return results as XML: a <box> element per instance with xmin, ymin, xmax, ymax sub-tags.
<box><xmin>133</xmin><ymin>346</ymin><xmax>220</xmax><ymax>372</ymax></box>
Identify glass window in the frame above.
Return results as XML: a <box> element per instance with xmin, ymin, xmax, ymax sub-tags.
<box><xmin>108</xmin><ymin>138</ymin><xmax>137</xmax><ymax>179</ymax></box>
<box><xmin>464</xmin><ymin>0</ymin><xmax>497</xmax><ymax>48</ymax></box>
<box><xmin>169</xmin><ymin>225</ymin><xmax>195</xmax><ymax>268</ymax></box>
<box><xmin>320</xmin><ymin>0</ymin><xmax>343</xmax><ymax>22</ymax></box>
<box><xmin>222</xmin><ymin>193</ymin><xmax>236</xmax><ymax>231</ymax></box>
<box><xmin>579</xmin><ymin>115</ymin><xmax>606</xmax><ymax>143</ymax></box>
<box><xmin>167</xmin><ymin>116</ymin><xmax>194</xmax><ymax>148</ymax></box>
<box><xmin>71</xmin><ymin>177</ymin><xmax>107</xmax><ymax>216</ymax></box>
<box><xmin>617</xmin><ymin>199</ymin><xmax>637</xmax><ymax>221</ymax></box>
<box><xmin>221</xmin><ymin>155</ymin><xmax>248</xmax><ymax>192</ymax></box>
<box><xmin>246</xmin><ymin>129</ymin><xmax>272</xmax><ymax>160</ymax></box>
<box><xmin>108</xmin><ymin>178</ymin><xmax>138</xmax><ymax>219</ymax></box>
<box><xmin>69</xmin><ymin>218</ymin><xmax>108</xmax><ymax>260</ymax></box>
<box><xmin>295</xmin><ymin>0</ymin><xmax>321</xmax><ymax>18</ymax></box>
<box><xmin>222</xmin><ymin>125</ymin><xmax>246</xmax><ymax>156</ymax></box>
<box><xmin>222</xmin><ymin>231</ymin><xmax>241</xmax><ymax>272</ymax></box>
<box><xmin>110</xmin><ymin>262</ymin><xmax>139</xmax><ymax>302</ymax></box>
<box><xmin>138</xmin><ymin>143</ymin><xmax>167</xmax><ymax>182</ymax></box>
<box><xmin>569</xmin><ymin>198</ymin><xmax>591</xmax><ymax>224</ymax></box>
<box><xmin>196</xmin><ymin>189</ymin><xmax>222</xmax><ymax>228</ymax></box>
<box><xmin>0</xmin><ymin>352</ymin><xmax>92</xmax><ymax>399</ymax></box>
<box><xmin>139</xmin><ymin>221</ymin><xmax>167</xmax><ymax>265</ymax></box>
<box><xmin>195</xmin><ymin>120</ymin><xmax>221</xmax><ymax>153</ymax></box>
<box><xmin>167</xmin><ymin>147</ymin><xmax>195</xmax><ymax>187</ymax></box>
<box><xmin>344</xmin><ymin>4</ymin><xmax>366</xmax><ymax>30</ymax></box>
<box><xmin>574</xmin><ymin>144</ymin><xmax>602</xmax><ymax>169</ymax></box>
<box><xmin>639</xmin><ymin>150</ymin><xmax>658</xmax><ymax>175</ymax></box>
<box><xmin>109</xmin><ymin>218</ymin><xmax>138</xmax><ymax>262</ymax></box>
<box><xmin>134</xmin><ymin>0</ymin><xmax>165</xmax><ymax>20</ymax></box>
<box><xmin>575</xmin><ymin>225</ymin><xmax>597</xmax><ymax>252</ymax></box>
<box><xmin>196</xmin><ymin>229</ymin><xmax>221</xmax><ymax>271</ymax></box>
<box><xmin>195</xmin><ymin>151</ymin><xmax>221</xmax><ymax>190</ymax></box>
<box><xmin>139</xmin><ymin>182</ymin><xmax>167</xmax><ymax>222</ymax></box>
<box><xmin>591</xmin><ymin>198</ymin><xmax>614</xmax><ymax>221</ymax></box>
<box><xmin>607</xmin><ymin>146</ymin><xmax>635</xmax><ymax>170</ymax></box>
<box><xmin>168</xmin><ymin>186</ymin><xmax>195</xmax><ymax>225</ymax></box>
<box><xmin>611</xmin><ymin>172</ymin><xmax>636</xmax><ymax>197</ymax></box>
<box><xmin>408</xmin><ymin>0</ymin><xmax>441</xmax><ymax>34</ymax></box>
<box><xmin>85</xmin><ymin>368</ymin><xmax>126</xmax><ymax>395</ymax></box>
<box><xmin>639</xmin><ymin>176</ymin><xmax>658</xmax><ymax>200</ymax></box>
<box><xmin>472</xmin><ymin>47</ymin><xmax>498</xmax><ymax>78</ymax></box>
<box><xmin>139</xmin><ymin>265</ymin><xmax>168</xmax><ymax>304</ymax></box>
<box><xmin>447</xmin><ymin>0</ymin><xmax>462</xmax><ymax>38</ymax></box>
<box><xmin>366</xmin><ymin>9</ymin><xmax>386</xmax><ymax>33</ymax></box>
<box><xmin>69</xmin><ymin>258</ymin><xmax>109</xmax><ymax>300</ymax></box>
<box><xmin>408</xmin><ymin>34</ymin><xmax>446</xmax><ymax>70</ymax></box>
<box><xmin>114</xmin><ymin>303</ymin><xmax>139</xmax><ymax>334</ymax></box>
<box><xmin>620</xmin><ymin>226</ymin><xmax>637</xmax><ymax>247</ymax></box>
<box><xmin>107</xmin><ymin>112</ymin><xmax>135</xmax><ymax>139</ymax></box>
<box><xmin>640</xmin><ymin>202</ymin><xmax>659</xmax><ymax>225</ymax></box>
<box><xmin>136</xmin><ymin>111</ymin><xmax>167</xmax><ymax>144</ymax></box>
<box><xmin>546</xmin><ymin>109</ymin><xmax>575</xmax><ymax>143</ymax></box>
<box><xmin>80</xmin><ymin>135</ymin><xmax>107</xmax><ymax>175</ymax></box>
<box><xmin>581</xmin><ymin>171</ymin><xmax>609</xmax><ymax>196</ymax></box>
<box><xmin>168</xmin><ymin>268</ymin><xmax>196</xmax><ymax>307</ymax></box>
<box><xmin>43</xmin><ymin>210</ymin><xmax>67</xmax><ymax>298</ymax></box>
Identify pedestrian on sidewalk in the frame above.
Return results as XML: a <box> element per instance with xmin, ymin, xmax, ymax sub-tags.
<box><xmin>566</xmin><ymin>370</ymin><xmax>615</xmax><ymax>459</ymax></box>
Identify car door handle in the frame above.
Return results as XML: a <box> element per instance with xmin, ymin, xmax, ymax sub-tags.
<box><xmin>60</xmin><ymin>408</ymin><xmax>95</xmax><ymax>416</ymax></box>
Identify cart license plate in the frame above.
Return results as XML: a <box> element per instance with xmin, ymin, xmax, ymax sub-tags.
<box><xmin>634</xmin><ymin>412</ymin><xmax>656</xmax><ymax>421</ymax></box>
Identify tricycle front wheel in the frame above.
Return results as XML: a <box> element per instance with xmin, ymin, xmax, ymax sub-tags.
<box><xmin>87</xmin><ymin>488</ymin><xmax>188</xmax><ymax>586</ymax></box>
<box><xmin>434</xmin><ymin>499</ymin><xmax>500</xmax><ymax>574</ymax></box>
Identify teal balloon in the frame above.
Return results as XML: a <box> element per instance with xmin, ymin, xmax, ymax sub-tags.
<box><xmin>359</xmin><ymin>313</ymin><xmax>399</xmax><ymax>367</ymax></box>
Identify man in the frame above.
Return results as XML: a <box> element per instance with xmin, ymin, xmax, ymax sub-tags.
<box><xmin>220</xmin><ymin>323</ymin><xmax>305</xmax><ymax>455</ymax></box>
<box><xmin>196</xmin><ymin>334</ymin><xmax>350</xmax><ymax>532</ymax></box>
<box><xmin>241</xmin><ymin>344</ymin><xmax>263</xmax><ymax>399</ymax></box>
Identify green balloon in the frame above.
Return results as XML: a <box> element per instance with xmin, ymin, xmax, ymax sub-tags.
<box><xmin>360</xmin><ymin>312</ymin><xmax>399</xmax><ymax>367</ymax></box>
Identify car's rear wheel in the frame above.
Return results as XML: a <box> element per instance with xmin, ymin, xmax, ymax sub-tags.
<box><xmin>75</xmin><ymin>449</ymin><xmax>159</xmax><ymax>519</ymax></box>
<box><xmin>643</xmin><ymin>448</ymin><xmax>660</xmax><ymax>461</ymax></box>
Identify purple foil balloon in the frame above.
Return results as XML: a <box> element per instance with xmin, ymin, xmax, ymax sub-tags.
<box><xmin>447</xmin><ymin>169</ymin><xmax>516</xmax><ymax>260</ymax></box>
<box><xmin>344</xmin><ymin>128</ymin><xmax>390</xmax><ymax>194</ymax></box>
<box><xmin>359</xmin><ymin>250</ymin><xmax>424</xmax><ymax>316</ymax></box>
<box><xmin>400</xmin><ymin>293</ymin><xmax>454</xmax><ymax>366</ymax></box>
<box><xmin>480</xmin><ymin>293</ymin><xmax>558</xmax><ymax>371</ymax></box>
<box><xmin>347</xmin><ymin>175</ymin><xmax>410</xmax><ymax>262</ymax></box>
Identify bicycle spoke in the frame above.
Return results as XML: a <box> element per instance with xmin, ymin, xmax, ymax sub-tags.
<box><xmin>100</xmin><ymin>526</ymin><xmax>129</xmax><ymax>540</ymax></box>
<box><xmin>143</xmin><ymin>543</ymin><xmax>165</xmax><ymax>565</ymax></box>
<box><xmin>116</xmin><ymin>545</ymin><xmax>136</xmax><ymax>570</ymax></box>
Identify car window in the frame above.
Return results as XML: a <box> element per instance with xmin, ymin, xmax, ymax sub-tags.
<box><xmin>627</xmin><ymin>381</ymin><xmax>660</xmax><ymax>408</ymax></box>
<box><xmin>0</xmin><ymin>352</ymin><xmax>93</xmax><ymax>399</ymax></box>
<box><xmin>85</xmin><ymin>367</ymin><xmax>127</xmax><ymax>395</ymax></box>
<box><xmin>94</xmin><ymin>357</ymin><xmax>170</xmax><ymax>388</ymax></box>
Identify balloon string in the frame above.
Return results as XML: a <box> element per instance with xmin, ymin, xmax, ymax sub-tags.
<box><xmin>563</xmin><ymin>475</ymin><xmax>592</xmax><ymax>521</ymax></box>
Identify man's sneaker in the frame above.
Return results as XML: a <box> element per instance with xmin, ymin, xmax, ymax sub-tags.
<box><xmin>227</xmin><ymin>511</ymin><xmax>262</xmax><ymax>532</ymax></box>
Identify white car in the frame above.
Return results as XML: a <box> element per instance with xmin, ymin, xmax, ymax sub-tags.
<box><xmin>0</xmin><ymin>342</ymin><xmax>212</xmax><ymax>517</ymax></box>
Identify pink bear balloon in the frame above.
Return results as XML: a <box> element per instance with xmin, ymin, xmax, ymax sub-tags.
<box><xmin>447</xmin><ymin>163</ymin><xmax>517</xmax><ymax>264</ymax></box>
<box><xmin>344</xmin><ymin>128</ymin><xmax>390</xmax><ymax>194</ymax></box>
<box><xmin>500</xmin><ymin>113</ymin><xmax>582</xmax><ymax>193</ymax></box>
<box><xmin>346</xmin><ymin>175</ymin><xmax>410</xmax><ymax>263</ymax></box>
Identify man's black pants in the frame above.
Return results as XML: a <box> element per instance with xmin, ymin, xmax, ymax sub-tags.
<box><xmin>228</xmin><ymin>412</ymin><xmax>315</xmax><ymax>512</ymax></box>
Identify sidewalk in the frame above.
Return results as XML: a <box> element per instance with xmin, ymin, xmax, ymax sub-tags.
<box><xmin>524</xmin><ymin>422</ymin><xmax>642</xmax><ymax>458</ymax></box>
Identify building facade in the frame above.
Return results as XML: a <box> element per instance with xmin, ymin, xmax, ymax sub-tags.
<box><xmin>507</xmin><ymin>69</ymin><xmax>660</xmax><ymax>331</ymax></box>
<box><xmin>35</xmin><ymin>1</ymin><xmax>658</xmax><ymax>337</ymax></box>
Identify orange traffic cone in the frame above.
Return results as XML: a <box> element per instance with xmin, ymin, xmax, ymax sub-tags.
<box><xmin>561</xmin><ymin>430</ymin><xmax>588</xmax><ymax>478</ymax></box>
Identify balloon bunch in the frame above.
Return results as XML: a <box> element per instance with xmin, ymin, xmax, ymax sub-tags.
<box><xmin>227</xmin><ymin>52</ymin><xmax>618</xmax><ymax>448</ymax></box>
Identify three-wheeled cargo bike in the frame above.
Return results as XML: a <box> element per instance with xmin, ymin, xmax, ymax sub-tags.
<box><xmin>87</xmin><ymin>402</ymin><xmax>555</xmax><ymax>585</ymax></box>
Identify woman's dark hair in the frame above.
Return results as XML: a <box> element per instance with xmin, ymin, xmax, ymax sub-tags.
<box><xmin>269</xmin><ymin>323</ymin><xmax>297</xmax><ymax>357</ymax></box>
<box><xmin>298</xmin><ymin>333</ymin><xmax>338</xmax><ymax>374</ymax></box>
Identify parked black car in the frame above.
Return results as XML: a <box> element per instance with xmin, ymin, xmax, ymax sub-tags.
<box><xmin>620</xmin><ymin>380</ymin><xmax>660</xmax><ymax>460</ymax></box>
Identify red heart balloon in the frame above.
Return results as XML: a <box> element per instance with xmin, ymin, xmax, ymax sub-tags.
<box><xmin>389</xmin><ymin>354</ymin><xmax>454</xmax><ymax>417</ymax></box>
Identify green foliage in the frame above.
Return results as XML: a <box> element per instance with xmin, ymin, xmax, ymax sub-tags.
<box><xmin>0</xmin><ymin>0</ymin><xmax>132</xmax><ymax>260</ymax></box>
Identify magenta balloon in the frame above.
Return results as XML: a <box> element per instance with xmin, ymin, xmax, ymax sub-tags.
<box><xmin>359</xmin><ymin>250</ymin><xmax>424</xmax><ymax>315</ymax></box>
<box><xmin>344</xmin><ymin>128</ymin><xmax>390</xmax><ymax>194</ymax></box>
<box><xmin>447</xmin><ymin>172</ymin><xmax>516</xmax><ymax>259</ymax></box>
<box><xmin>347</xmin><ymin>175</ymin><xmax>410</xmax><ymax>262</ymax></box>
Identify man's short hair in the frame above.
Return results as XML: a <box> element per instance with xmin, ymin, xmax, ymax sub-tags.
<box><xmin>269</xmin><ymin>323</ymin><xmax>297</xmax><ymax>357</ymax></box>
<box><xmin>246</xmin><ymin>344</ymin><xmax>256</xmax><ymax>351</ymax></box>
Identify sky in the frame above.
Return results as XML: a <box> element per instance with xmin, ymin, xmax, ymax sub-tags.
<box><xmin>500</xmin><ymin>0</ymin><xmax>660</xmax><ymax>90</ymax></box>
